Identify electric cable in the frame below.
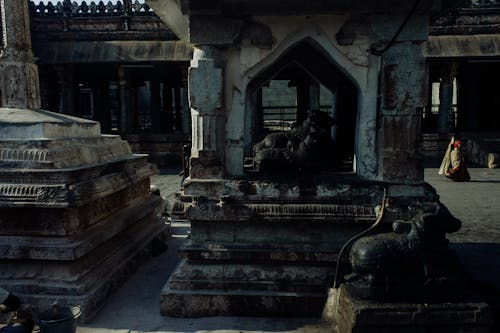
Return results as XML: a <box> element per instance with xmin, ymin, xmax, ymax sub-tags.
<box><xmin>371</xmin><ymin>0</ymin><xmax>423</xmax><ymax>55</ymax></box>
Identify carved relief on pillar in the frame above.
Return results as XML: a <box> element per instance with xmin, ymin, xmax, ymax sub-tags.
<box><xmin>0</xmin><ymin>62</ymin><xmax>41</xmax><ymax>109</ymax></box>
<box><xmin>1</xmin><ymin>64</ymin><xmax>25</xmax><ymax>107</ymax></box>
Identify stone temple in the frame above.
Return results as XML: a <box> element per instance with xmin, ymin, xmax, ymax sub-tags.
<box><xmin>1</xmin><ymin>0</ymin><xmax>499</xmax><ymax>331</ymax></box>
<box><xmin>148</xmin><ymin>0</ymin><xmax>489</xmax><ymax>324</ymax></box>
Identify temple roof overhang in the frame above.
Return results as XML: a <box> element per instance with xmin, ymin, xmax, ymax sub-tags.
<box><xmin>33</xmin><ymin>40</ymin><xmax>193</xmax><ymax>64</ymax></box>
<box><xmin>424</xmin><ymin>34</ymin><xmax>500</xmax><ymax>58</ymax></box>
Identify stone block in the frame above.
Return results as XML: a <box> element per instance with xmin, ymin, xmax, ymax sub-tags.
<box><xmin>331</xmin><ymin>285</ymin><xmax>493</xmax><ymax>333</ymax></box>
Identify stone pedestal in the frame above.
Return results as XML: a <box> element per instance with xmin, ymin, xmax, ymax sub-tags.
<box><xmin>0</xmin><ymin>108</ymin><xmax>166</xmax><ymax>321</ymax></box>
<box><xmin>162</xmin><ymin>176</ymin><xmax>439</xmax><ymax>317</ymax></box>
<box><xmin>329</xmin><ymin>285</ymin><xmax>493</xmax><ymax>333</ymax></box>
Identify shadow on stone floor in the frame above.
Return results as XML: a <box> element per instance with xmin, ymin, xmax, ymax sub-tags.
<box><xmin>451</xmin><ymin>242</ymin><xmax>500</xmax><ymax>331</ymax></box>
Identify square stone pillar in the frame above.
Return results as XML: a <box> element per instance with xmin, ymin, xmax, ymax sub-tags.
<box><xmin>189</xmin><ymin>46</ymin><xmax>225</xmax><ymax>178</ymax></box>
<box><xmin>379</xmin><ymin>41</ymin><xmax>428</xmax><ymax>184</ymax></box>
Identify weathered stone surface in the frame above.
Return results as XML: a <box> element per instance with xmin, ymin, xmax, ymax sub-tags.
<box><xmin>425</xmin><ymin>35</ymin><xmax>500</xmax><ymax>58</ymax></box>
<box><xmin>158</xmin><ymin>0</ymin><xmax>452</xmax><ymax>319</ymax></box>
<box><xmin>1</xmin><ymin>213</ymin><xmax>165</xmax><ymax>322</ymax></box>
<box><xmin>0</xmin><ymin>108</ymin><xmax>100</xmax><ymax>139</ymax></box>
<box><xmin>0</xmin><ymin>136</ymin><xmax>133</xmax><ymax>169</ymax></box>
<box><xmin>0</xmin><ymin>156</ymin><xmax>154</xmax><ymax>208</ymax></box>
<box><xmin>163</xmin><ymin>176</ymin><xmax>440</xmax><ymax>317</ymax></box>
<box><xmin>0</xmin><ymin>196</ymin><xmax>162</xmax><ymax>260</ymax></box>
<box><xmin>0</xmin><ymin>0</ymin><xmax>168</xmax><ymax>323</ymax></box>
<box><xmin>33</xmin><ymin>41</ymin><xmax>193</xmax><ymax>64</ymax></box>
<box><xmin>330</xmin><ymin>285</ymin><xmax>493</xmax><ymax>333</ymax></box>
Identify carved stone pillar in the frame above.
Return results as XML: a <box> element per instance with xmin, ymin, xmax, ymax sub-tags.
<box><xmin>0</xmin><ymin>0</ymin><xmax>41</xmax><ymax>110</ymax></box>
<box><xmin>438</xmin><ymin>61</ymin><xmax>457</xmax><ymax>134</ymax></box>
<box><xmin>379</xmin><ymin>41</ymin><xmax>427</xmax><ymax>184</ymax></box>
<box><xmin>309</xmin><ymin>80</ymin><xmax>320</xmax><ymax>111</ymax></box>
<box><xmin>54</xmin><ymin>65</ymin><xmax>76</xmax><ymax>116</ymax></box>
<box><xmin>161</xmin><ymin>83</ymin><xmax>173</xmax><ymax>132</ymax></box>
<box><xmin>180</xmin><ymin>79</ymin><xmax>190</xmax><ymax>135</ymax></box>
<box><xmin>188</xmin><ymin>46</ymin><xmax>225</xmax><ymax>178</ymax></box>
<box><xmin>118</xmin><ymin>66</ymin><xmax>132</xmax><ymax>134</ymax></box>
<box><xmin>174</xmin><ymin>86</ymin><xmax>182</xmax><ymax>132</ymax></box>
<box><xmin>150</xmin><ymin>76</ymin><xmax>161</xmax><ymax>133</ymax></box>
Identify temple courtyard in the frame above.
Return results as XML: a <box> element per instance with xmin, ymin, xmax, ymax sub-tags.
<box><xmin>75</xmin><ymin>165</ymin><xmax>500</xmax><ymax>333</ymax></box>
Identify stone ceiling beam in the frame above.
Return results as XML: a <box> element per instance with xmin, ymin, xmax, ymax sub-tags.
<box><xmin>145</xmin><ymin>0</ymin><xmax>189</xmax><ymax>41</ymax></box>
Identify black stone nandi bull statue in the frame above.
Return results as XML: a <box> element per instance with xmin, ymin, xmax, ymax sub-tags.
<box><xmin>345</xmin><ymin>202</ymin><xmax>465</xmax><ymax>302</ymax></box>
<box><xmin>253</xmin><ymin>110</ymin><xmax>336</xmax><ymax>172</ymax></box>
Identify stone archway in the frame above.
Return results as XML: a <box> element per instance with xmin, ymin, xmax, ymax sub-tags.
<box><xmin>243</xmin><ymin>38</ymin><xmax>359</xmax><ymax>172</ymax></box>
<box><xmin>225</xmin><ymin>27</ymin><xmax>379</xmax><ymax>178</ymax></box>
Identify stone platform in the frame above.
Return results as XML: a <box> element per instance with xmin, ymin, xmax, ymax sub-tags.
<box><xmin>329</xmin><ymin>285</ymin><xmax>493</xmax><ymax>333</ymax></box>
<box><xmin>0</xmin><ymin>112</ymin><xmax>166</xmax><ymax>321</ymax></box>
<box><xmin>161</xmin><ymin>175</ymin><xmax>441</xmax><ymax>317</ymax></box>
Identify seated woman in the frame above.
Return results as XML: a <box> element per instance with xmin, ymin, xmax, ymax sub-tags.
<box><xmin>439</xmin><ymin>134</ymin><xmax>470</xmax><ymax>182</ymax></box>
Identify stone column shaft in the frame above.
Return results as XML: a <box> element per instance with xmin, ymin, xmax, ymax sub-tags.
<box><xmin>0</xmin><ymin>0</ymin><xmax>41</xmax><ymax>109</ymax></box>
<box><xmin>438</xmin><ymin>61</ymin><xmax>456</xmax><ymax>134</ymax></box>
<box><xmin>379</xmin><ymin>41</ymin><xmax>427</xmax><ymax>183</ymax></box>
<box><xmin>180</xmin><ymin>84</ymin><xmax>190</xmax><ymax>135</ymax></box>
<box><xmin>118</xmin><ymin>66</ymin><xmax>132</xmax><ymax>134</ymax></box>
<box><xmin>162</xmin><ymin>83</ymin><xmax>173</xmax><ymax>132</ymax></box>
<box><xmin>150</xmin><ymin>77</ymin><xmax>161</xmax><ymax>133</ymax></box>
<box><xmin>54</xmin><ymin>65</ymin><xmax>76</xmax><ymax>115</ymax></box>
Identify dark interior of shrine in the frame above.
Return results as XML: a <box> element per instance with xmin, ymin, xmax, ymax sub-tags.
<box><xmin>245</xmin><ymin>40</ymin><xmax>358</xmax><ymax>173</ymax></box>
<box><xmin>38</xmin><ymin>62</ymin><xmax>188</xmax><ymax>135</ymax></box>
<box><xmin>424</xmin><ymin>59</ymin><xmax>500</xmax><ymax>134</ymax></box>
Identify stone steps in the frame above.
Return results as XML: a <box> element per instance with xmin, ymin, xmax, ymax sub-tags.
<box><xmin>162</xmin><ymin>282</ymin><xmax>327</xmax><ymax>317</ymax></box>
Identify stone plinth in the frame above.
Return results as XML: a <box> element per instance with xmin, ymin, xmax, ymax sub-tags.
<box><xmin>161</xmin><ymin>175</ymin><xmax>439</xmax><ymax>317</ymax></box>
<box><xmin>329</xmin><ymin>285</ymin><xmax>493</xmax><ymax>333</ymax></box>
<box><xmin>0</xmin><ymin>127</ymin><xmax>166</xmax><ymax>321</ymax></box>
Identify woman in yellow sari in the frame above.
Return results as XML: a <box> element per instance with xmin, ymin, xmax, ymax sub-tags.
<box><xmin>439</xmin><ymin>134</ymin><xmax>470</xmax><ymax>182</ymax></box>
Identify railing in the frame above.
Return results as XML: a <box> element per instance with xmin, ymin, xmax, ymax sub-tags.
<box><xmin>29</xmin><ymin>0</ymin><xmax>154</xmax><ymax>17</ymax></box>
<box><xmin>261</xmin><ymin>105</ymin><xmax>333</xmax><ymax>132</ymax></box>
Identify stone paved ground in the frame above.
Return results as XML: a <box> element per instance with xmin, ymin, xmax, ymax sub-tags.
<box><xmin>76</xmin><ymin>166</ymin><xmax>500</xmax><ymax>333</ymax></box>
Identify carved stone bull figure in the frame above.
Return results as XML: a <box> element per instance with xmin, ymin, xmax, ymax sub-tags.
<box><xmin>346</xmin><ymin>203</ymin><xmax>464</xmax><ymax>301</ymax></box>
<box><xmin>253</xmin><ymin>110</ymin><xmax>336</xmax><ymax>172</ymax></box>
